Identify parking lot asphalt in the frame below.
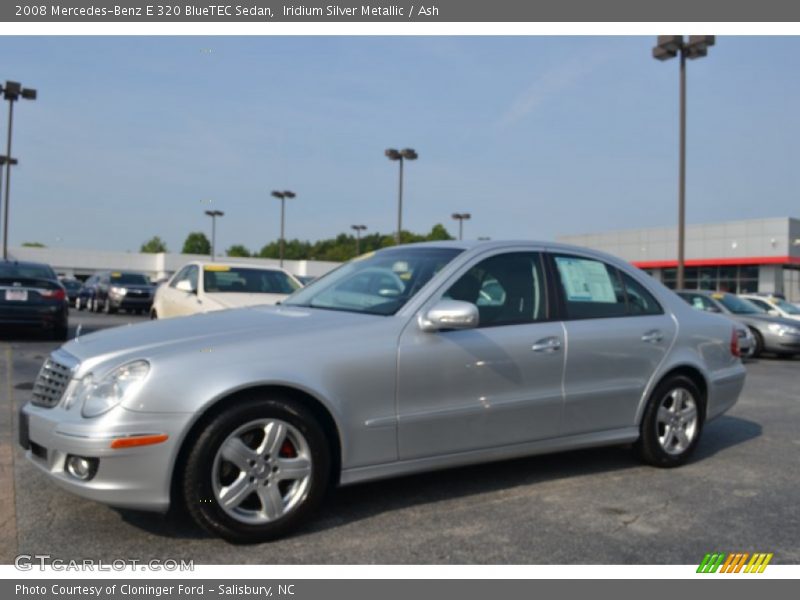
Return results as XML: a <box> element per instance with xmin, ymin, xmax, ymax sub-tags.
<box><xmin>1</xmin><ymin>309</ymin><xmax>798</xmax><ymax>564</ymax></box>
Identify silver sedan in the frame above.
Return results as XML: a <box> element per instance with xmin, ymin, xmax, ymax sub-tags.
<box><xmin>20</xmin><ymin>241</ymin><xmax>746</xmax><ymax>542</ymax></box>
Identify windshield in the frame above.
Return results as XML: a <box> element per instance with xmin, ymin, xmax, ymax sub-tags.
<box><xmin>62</xmin><ymin>280</ymin><xmax>82</xmax><ymax>290</ymax></box>
<box><xmin>717</xmin><ymin>293</ymin><xmax>763</xmax><ymax>315</ymax></box>
<box><xmin>0</xmin><ymin>263</ymin><xmax>56</xmax><ymax>280</ymax></box>
<box><xmin>774</xmin><ymin>298</ymin><xmax>800</xmax><ymax>315</ymax></box>
<box><xmin>111</xmin><ymin>273</ymin><xmax>150</xmax><ymax>285</ymax></box>
<box><xmin>284</xmin><ymin>247</ymin><xmax>463</xmax><ymax>315</ymax></box>
<box><xmin>203</xmin><ymin>267</ymin><xmax>301</xmax><ymax>294</ymax></box>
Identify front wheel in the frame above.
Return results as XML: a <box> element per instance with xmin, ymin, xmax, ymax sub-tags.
<box><xmin>750</xmin><ymin>328</ymin><xmax>764</xmax><ymax>357</ymax></box>
<box><xmin>635</xmin><ymin>375</ymin><xmax>704</xmax><ymax>468</ymax></box>
<box><xmin>182</xmin><ymin>396</ymin><xmax>331</xmax><ymax>543</ymax></box>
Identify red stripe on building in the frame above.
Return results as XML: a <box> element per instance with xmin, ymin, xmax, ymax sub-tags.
<box><xmin>631</xmin><ymin>256</ymin><xmax>800</xmax><ymax>269</ymax></box>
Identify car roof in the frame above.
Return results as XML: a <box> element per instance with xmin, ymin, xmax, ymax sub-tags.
<box><xmin>677</xmin><ymin>289</ymin><xmax>728</xmax><ymax>296</ymax></box>
<box><xmin>377</xmin><ymin>239</ymin><xmax>637</xmax><ymax>263</ymax></box>
<box><xmin>0</xmin><ymin>259</ymin><xmax>54</xmax><ymax>269</ymax></box>
<box><xmin>187</xmin><ymin>261</ymin><xmax>292</xmax><ymax>272</ymax></box>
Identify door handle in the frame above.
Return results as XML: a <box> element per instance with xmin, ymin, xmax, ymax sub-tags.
<box><xmin>641</xmin><ymin>329</ymin><xmax>664</xmax><ymax>344</ymax></box>
<box><xmin>532</xmin><ymin>337</ymin><xmax>562</xmax><ymax>353</ymax></box>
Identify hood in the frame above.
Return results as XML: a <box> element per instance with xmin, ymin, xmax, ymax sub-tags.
<box><xmin>732</xmin><ymin>313</ymin><xmax>800</xmax><ymax>328</ymax></box>
<box><xmin>61</xmin><ymin>305</ymin><xmax>375</xmax><ymax>371</ymax></box>
<box><xmin>203</xmin><ymin>292</ymin><xmax>288</xmax><ymax>309</ymax></box>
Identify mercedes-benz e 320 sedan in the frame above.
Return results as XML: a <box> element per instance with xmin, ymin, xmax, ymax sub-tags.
<box><xmin>20</xmin><ymin>241</ymin><xmax>746</xmax><ymax>542</ymax></box>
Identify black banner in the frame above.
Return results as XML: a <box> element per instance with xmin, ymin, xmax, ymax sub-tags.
<box><xmin>3</xmin><ymin>0</ymin><xmax>800</xmax><ymax>22</ymax></box>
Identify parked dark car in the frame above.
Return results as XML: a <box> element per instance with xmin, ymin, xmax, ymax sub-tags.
<box><xmin>76</xmin><ymin>274</ymin><xmax>100</xmax><ymax>311</ymax></box>
<box><xmin>0</xmin><ymin>260</ymin><xmax>69</xmax><ymax>339</ymax></box>
<box><xmin>92</xmin><ymin>270</ymin><xmax>155</xmax><ymax>314</ymax></box>
<box><xmin>59</xmin><ymin>278</ymin><xmax>83</xmax><ymax>304</ymax></box>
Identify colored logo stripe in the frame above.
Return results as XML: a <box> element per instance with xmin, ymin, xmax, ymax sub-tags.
<box><xmin>697</xmin><ymin>552</ymin><xmax>773</xmax><ymax>573</ymax></box>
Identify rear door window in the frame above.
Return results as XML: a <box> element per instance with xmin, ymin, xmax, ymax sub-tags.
<box><xmin>552</xmin><ymin>255</ymin><xmax>627</xmax><ymax>319</ymax></box>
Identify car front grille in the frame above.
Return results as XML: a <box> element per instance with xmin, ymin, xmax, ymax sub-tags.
<box><xmin>31</xmin><ymin>358</ymin><xmax>73</xmax><ymax>408</ymax></box>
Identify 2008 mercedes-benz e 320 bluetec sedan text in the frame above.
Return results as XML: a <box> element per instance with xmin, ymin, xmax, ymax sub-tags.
<box><xmin>20</xmin><ymin>241</ymin><xmax>746</xmax><ymax>542</ymax></box>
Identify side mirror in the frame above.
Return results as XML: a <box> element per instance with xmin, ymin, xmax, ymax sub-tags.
<box><xmin>418</xmin><ymin>300</ymin><xmax>479</xmax><ymax>332</ymax></box>
<box><xmin>175</xmin><ymin>280</ymin><xmax>196</xmax><ymax>294</ymax></box>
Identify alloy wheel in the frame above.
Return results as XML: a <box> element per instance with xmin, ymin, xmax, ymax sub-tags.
<box><xmin>656</xmin><ymin>387</ymin><xmax>699</xmax><ymax>455</ymax></box>
<box><xmin>211</xmin><ymin>418</ymin><xmax>312</xmax><ymax>525</ymax></box>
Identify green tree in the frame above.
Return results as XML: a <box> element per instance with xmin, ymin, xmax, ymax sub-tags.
<box><xmin>226</xmin><ymin>244</ymin><xmax>251</xmax><ymax>258</ymax></box>
<box><xmin>426</xmin><ymin>223</ymin><xmax>454</xmax><ymax>241</ymax></box>
<box><xmin>182</xmin><ymin>232</ymin><xmax>211</xmax><ymax>255</ymax></box>
<box><xmin>21</xmin><ymin>241</ymin><xmax>46</xmax><ymax>248</ymax></box>
<box><xmin>140</xmin><ymin>236</ymin><xmax>168</xmax><ymax>253</ymax></box>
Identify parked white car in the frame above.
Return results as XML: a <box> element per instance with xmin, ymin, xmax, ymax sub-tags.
<box><xmin>151</xmin><ymin>262</ymin><xmax>302</xmax><ymax>319</ymax></box>
<box><xmin>740</xmin><ymin>294</ymin><xmax>800</xmax><ymax>323</ymax></box>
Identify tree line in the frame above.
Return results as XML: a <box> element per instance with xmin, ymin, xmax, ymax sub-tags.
<box><xmin>139</xmin><ymin>224</ymin><xmax>454</xmax><ymax>262</ymax></box>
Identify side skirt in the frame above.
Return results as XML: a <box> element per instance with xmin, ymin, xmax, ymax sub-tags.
<box><xmin>339</xmin><ymin>427</ymin><xmax>640</xmax><ymax>486</ymax></box>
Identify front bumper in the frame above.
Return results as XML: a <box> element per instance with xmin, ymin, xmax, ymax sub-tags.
<box><xmin>20</xmin><ymin>401</ymin><xmax>193</xmax><ymax>512</ymax></box>
<box><xmin>109</xmin><ymin>295</ymin><xmax>152</xmax><ymax>310</ymax></box>
<box><xmin>763</xmin><ymin>331</ymin><xmax>800</xmax><ymax>354</ymax></box>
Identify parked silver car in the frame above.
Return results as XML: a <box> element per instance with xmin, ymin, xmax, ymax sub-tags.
<box><xmin>20</xmin><ymin>242</ymin><xmax>746</xmax><ymax>542</ymax></box>
<box><xmin>677</xmin><ymin>290</ymin><xmax>800</xmax><ymax>357</ymax></box>
<box><xmin>676</xmin><ymin>292</ymin><xmax>756</xmax><ymax>358</ymax></box>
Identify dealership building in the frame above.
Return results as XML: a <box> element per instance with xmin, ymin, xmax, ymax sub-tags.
<box><xmin>558</xmin><ymin>217</ymin><xmax>800</xmax><ymax>302</ymax></box>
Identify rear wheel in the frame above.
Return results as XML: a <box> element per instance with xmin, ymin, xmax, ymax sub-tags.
<box><xmin>52</xmin><ymin>324</ymin><xmax>68</xmax><ymax>341</ymax></box>
<box><xmin>182</xmin><ymin>396</ymin><xmax>330</xmax><ymax>543</ymax></box>
<box><xmin>635</xmin><ymin>375</ymin><xmax>703</xmax><ymax>468</ymax></box>
<box><xmin>150</xmin><ymin>309</ymin><xmax>158</xmax><ymax>320</ymax></box>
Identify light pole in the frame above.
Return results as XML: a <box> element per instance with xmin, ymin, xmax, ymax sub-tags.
<box><xmin>653</xmin><ymin>35</ymin><xmax>715</xmax><ymax>290</ymax></box>
<box><xmin>385</xmin><ymin>148</ymin><xmax>418</xmax><ymax>245</ymax></box>
<box><xmin>271</xmin><ymin>190</ymin><xmax>296</xmax><ymax>268</ymax></box>
<box><xmin>1</xmin><ymin>81</ymin><xmax>36</xmax><ymax>260</ymax></box>
<box><xmin>204</xmin><ymin>210</ymin><xmax>224</xmax><ymax>261</ymax></box>
<box><xmin>0</xmin><ymin>156</ymin><xmax>19</xmax><ymax>255</ymax></box>
<box><xmin>451</xmin><ymin>212</ymin><xmax>471</xmax><ymax>241</ymax></box>
<box><xmin>351</xmin><ymin>224</ymin><xmax>367</xmax><ymax>255</ymax></box>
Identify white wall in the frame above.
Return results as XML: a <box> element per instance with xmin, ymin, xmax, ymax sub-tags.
<box><xmin>7</xmin><ymin>247</ymin><xmax>340</xmax><ymax>281</ymax></box>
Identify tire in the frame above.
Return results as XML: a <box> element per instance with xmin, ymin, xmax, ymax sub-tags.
<box><xmin>150</xmin><ymin>309</ymin><xmax>158</xmax><ymax>320</ymax></box>
<box><xmin>635</xmin><ymin>375</ymin><xmax>704</xmax><ymax>468</ymax></box>
<box><xmin>750</xmin><ymin>328</ymin><xmax>764</xmax><ymax>357</ymax></box>
<box><xmin>182</xmin><ymin>396</ymin><xmax>331</xmax><ymax>543</ymax></box>
<box><xmin>52</xmin><ymin>324</ymin><xmax>68</xmax><ymax>341</ymax></box>
<box><xmin>103</xmin><ymin>299</ymin><xmax>117</xmax><ymax>315</ymax></box>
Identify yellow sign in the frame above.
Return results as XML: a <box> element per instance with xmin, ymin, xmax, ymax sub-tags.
<box><xmin>204</xmin><ymin>265</ymin><xmax>231</xmax><ymax>272</ymax></box>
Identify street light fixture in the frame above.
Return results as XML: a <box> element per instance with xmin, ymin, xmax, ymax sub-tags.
<box><xmin>351</xmin><ymin>224</ymin><xmax>367</xmax><ymax>255</ymax></box>
<box><xmin>451</xmin><ymin>212</ymin><xmax>471</xmax><ymax>241</ymax></box>
<box><xmin>385</xmin><ymin>148</ymin><xmax>418</xmax><ymax>245</ymax></box>
<box><xmin>271</xmin><ymin>190</ymin><xmax>296</xmax><ymax>268</ymax></box>
<box><xmin>0</xmin><ymin>80</ymin><xmax>37</xmax><ymax>260</ymax></box>
<box><xmin>652</xmin><ymin>35</ymin><xmax>715</xmax><ymax>290</ymax></box>
<box><xmin>204</xmin><ymin>210</ymin><xmax>224</xmax><ymax>261</ymax></box>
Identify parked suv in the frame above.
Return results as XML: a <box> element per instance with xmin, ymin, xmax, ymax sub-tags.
<box><xmin>92</xmin><ymin>271</ymin><xmax>154</xmax><ymax>315</ymax></box>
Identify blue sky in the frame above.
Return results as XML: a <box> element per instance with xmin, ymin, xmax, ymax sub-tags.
<box><xmin>1</xmin><ymin>36</ymin><xmax>798</xmax><ymax>252</ymax></box>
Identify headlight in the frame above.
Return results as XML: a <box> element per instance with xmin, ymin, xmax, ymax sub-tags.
<box><xmin>766</xmin><ymin>323</ymin><xmax>800</xmax><ymax>336</ymax></box>
<box><xmin>110</xmin><ymin>286</ymin><xmax>127</xmax><ymax>295</ymax></box>
<box><xmin>76</xmin><ymin>360</ymin><xmax>150</xmax><ymax>418</ymax></box>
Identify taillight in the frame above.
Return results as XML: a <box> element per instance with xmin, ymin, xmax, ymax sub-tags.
<box><xmin>730</xmin><ymin>327</ymin><xmax>741</xmax><ymax>358</ymax></box>
<box><xmin>40</xmin><ymin>288</ymin><xmax>66</xmax><ymax>301</ymax></box>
